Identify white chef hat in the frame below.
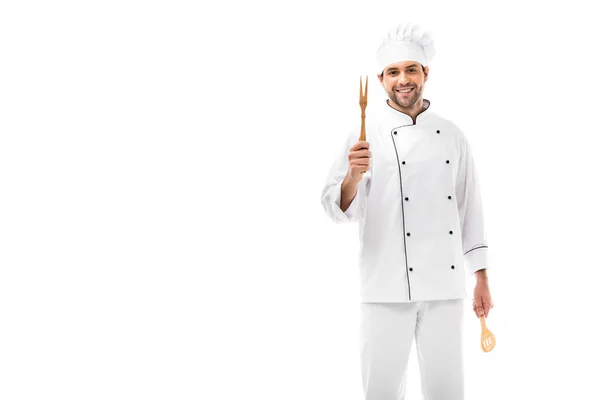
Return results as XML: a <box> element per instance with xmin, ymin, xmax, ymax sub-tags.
<box><xmin>376</xmin><ymin>22</ymin><xmax>435</xmax><ymax>72</ymax></box>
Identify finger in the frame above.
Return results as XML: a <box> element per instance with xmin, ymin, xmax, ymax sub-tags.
<box><xmin>475</xmin><ymin>297</ymin><xmax>484</xmax><ymax>317</ymax></box>
<box><xmin>350</xmin><ymin>149</ymin><xmax>371</xmax><ymax>159</ymax></box>
<box><xmin>351</xmin><ymin>153</ymin><xmax>370</xmax><ymax>162</ymax></box>
<box><xmin>350</xmin><ymin>160</ymin><xmax>370</xmax><ymax>169</ymax></box>
<box><xmin>351</xmin><ymin>141</ymin><xmax>369</xmax><ymax>151</ymax></box>
<box><xmin>484</xmin><ymin>299</ymin><xmax>493</xmax><ymax>318</ymax></box>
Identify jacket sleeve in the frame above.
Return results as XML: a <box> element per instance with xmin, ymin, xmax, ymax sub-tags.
<box><xmin>455</xmin><ymin>130</ymin><xmax>489</xmax><ymax>275</ymax></box>
<box><xmin>320</xmin><ymin>130</ymin><xmax>371</xmax><ymax>224</ymax></box>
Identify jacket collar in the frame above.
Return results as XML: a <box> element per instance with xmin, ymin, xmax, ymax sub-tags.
<box><xmin>384</xmin><ymin>98</ymin><xmax>432</xmax><ymax>126</ymax></box>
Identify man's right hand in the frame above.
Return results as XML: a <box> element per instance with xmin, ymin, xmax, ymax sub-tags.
<box><xmin>346</xmin><ymin>141</ymin><xmax>371</xmax><ymax>182</ymax></box>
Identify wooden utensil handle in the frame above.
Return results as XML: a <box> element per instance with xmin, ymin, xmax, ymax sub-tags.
<box><xmin>360</xmin><ymin>116</ymin><xmax>366</xmax><ymax>141</ymax></box>
<box><xmin>479</xmin><ymin>316</ymin><xmax>487</xmax><ymax>329</ymax></box>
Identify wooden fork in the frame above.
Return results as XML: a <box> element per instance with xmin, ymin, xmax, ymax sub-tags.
<box><xmin>359</xmin><ymin>76</ymin><xmax>368</xmax><ymax>142</ymax></box>
<box><xmin>480</xmin><ymin>316</ymin><xmax>496</xmax><ymax>352</ymax></box>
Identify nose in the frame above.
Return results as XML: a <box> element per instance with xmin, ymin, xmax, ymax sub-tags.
<box><xmin>397</xmin><ymin>72</ymin><xmax>410</xmax><ymax>85</ymax></box>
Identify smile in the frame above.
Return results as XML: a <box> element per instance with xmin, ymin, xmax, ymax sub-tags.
<box><xmin>396</xmin><ymin>88</ymin><xmax>414</xmax><ymax>93</ymax></box>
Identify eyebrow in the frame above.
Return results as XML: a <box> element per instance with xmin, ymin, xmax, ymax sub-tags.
<box><xmin>387</xmin><ymin>64</ymin><xmax>419</xmax><ymax>72</ymax></box>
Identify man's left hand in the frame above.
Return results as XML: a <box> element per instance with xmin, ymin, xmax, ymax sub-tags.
<box><xmin>472</xmin><ymin>275</ymin><xmax>494</xmax><ymax>318</ymax></box>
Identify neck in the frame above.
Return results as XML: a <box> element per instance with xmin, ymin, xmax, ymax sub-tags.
<box><xmin>387</xmin><ymin>98</ymin><xmax>425</xmax><ymax>123</ymax></box>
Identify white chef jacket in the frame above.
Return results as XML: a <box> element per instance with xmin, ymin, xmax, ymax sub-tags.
<box><xmin>321</xmin><ymin>99</ymin><xmax>488</xmax><ymax>303</ymax></box>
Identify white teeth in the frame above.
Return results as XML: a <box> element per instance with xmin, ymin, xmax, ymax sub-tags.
<box><xmin>397</xmin><ymin>88</ymin><xmax>413</xmax><ymax>93</ymax></box>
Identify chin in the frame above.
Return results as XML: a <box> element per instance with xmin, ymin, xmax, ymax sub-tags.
<box><xmin>395</xmin><ymin>97</ymin><xmax>417</xmax><ymax>108</ymax></box>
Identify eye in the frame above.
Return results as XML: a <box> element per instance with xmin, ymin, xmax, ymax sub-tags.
<box><xmin>408</xmin><ymin>69</ymin><xmax>416</xmax><ymax>73</ymax></box>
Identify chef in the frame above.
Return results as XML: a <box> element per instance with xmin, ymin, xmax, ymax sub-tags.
<box><xmin>320</xmin><ymin>22</ymin><xmax>494</xmax><ymax>400</ymax></box>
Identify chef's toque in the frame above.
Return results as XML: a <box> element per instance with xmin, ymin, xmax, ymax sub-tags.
<box><xmin>376</xmin><ymin>22</ymin><xmax>435</xmax><ymax>71</ymax></box>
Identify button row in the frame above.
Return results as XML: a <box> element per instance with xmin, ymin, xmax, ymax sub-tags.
<box><xmin>409</xmin><ymin>265</ymin><xmax>455</xmax><ymax>272</ymax></box>
<box><xmin>398</xmin><ymin>160</ymin><xmax>451</xmax><ymax>164</ymax></box>
<box><xmin>406</xmin><ymin>231</ymin><xmax>454</xmax><ymax>236</ymax></box>
<box><xmin>404</xmin><ymin>195</ymin><xmax>452</xmax><ymax>201</ymax></box>
<box><xmin>393</xmin><ymin>129</ymin><xmax>442</xmax><ymax>135</ymax></box>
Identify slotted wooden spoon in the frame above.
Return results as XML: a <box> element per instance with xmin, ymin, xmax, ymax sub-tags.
<box><xmin>480</xmin><ymin>316</ymin><xmax>496</xmax><ymax>352</ymax></box>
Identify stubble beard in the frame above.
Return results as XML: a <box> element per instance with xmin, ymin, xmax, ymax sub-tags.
<box><xmin>388</xmin><ymin>85</ymin><xmax>422</xmax><ymax>109</ymax></box>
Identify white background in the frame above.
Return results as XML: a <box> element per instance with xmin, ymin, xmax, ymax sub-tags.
<box><xmin>1</xmin><ymin>0</ymin><xmax>599</xmax><ymax>399</ymax></box>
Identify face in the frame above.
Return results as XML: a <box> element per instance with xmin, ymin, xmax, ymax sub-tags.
<box><xmin>378</xmin><ymin>61</ymin><xmax>429</xmax><ymax>110</ymax></box>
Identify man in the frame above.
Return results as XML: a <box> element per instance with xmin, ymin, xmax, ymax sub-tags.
<box><xmin>320</xmin><ymin>22</ymin><xmax>493</xmax><ymax>400</ymax></box>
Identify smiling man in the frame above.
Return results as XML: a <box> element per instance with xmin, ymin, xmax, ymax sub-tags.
<box><xmin>320</xmin><ymin>22</ymin><xmax>493</xmax><ymax>400</ymax></box>
<box><xmin>380</xmin><ymin>62</ymin><xmax>427</xmax><ymax>117</ymax></box>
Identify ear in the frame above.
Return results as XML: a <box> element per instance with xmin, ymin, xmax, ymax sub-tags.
<box><xmin>423</xmin><ymin>66</ymin><xmax>429</xmax><ymax>82</ymax></box>
<box><xmin>377</xmin><ymin>73</ymin><xmax>383</xmax><ymax>84</ymax></box>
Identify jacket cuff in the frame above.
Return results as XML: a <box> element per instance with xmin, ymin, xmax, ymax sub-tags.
<box><xmin>464</xmin><ymin>246</ymin><xmax>488</xmax><ymax>275</ymax></box>
<box><xmin>335</xmin><ymin>182</ymin><xmax>362</xmax><ymax>222</ymax></box>
<box><xmin>330</xmin><ymin>180</ymin><xmax>363</xmax><ymax>222</ymax></box>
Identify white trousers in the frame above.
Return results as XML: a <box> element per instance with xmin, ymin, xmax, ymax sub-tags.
<box><xmin>360</xmin><ymin>299</ymin><xmax>464</xmax><ymax>400</ymax></box>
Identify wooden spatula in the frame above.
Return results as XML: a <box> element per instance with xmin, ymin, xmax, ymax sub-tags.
<box><xmin>479</xmin><ymin>316</ymin><xmax>496</xmax><ymax>352</ymax></box>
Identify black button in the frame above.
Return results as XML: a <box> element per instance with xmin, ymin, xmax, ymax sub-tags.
<box><xmin>451</xmin><ymin>265</ymin><xmax>455</xmax><ymax>269</ymax></box>
<box><xmin>446</xmin><ymin>160</ymin><xmax>450</xmax><ymax>164</ymax></box>
<box><xmin>404</xmin><ymin>197</ymin><xmax>409</xmax><ymax>201</ymax></box>
<box><xmin>448</xmin><ymin>196</ymin><xmax>452</xmax><ymax>199</ymax></box>
<box><xmin>402</xmin><ymin>161</ymin><xmax>406</xmax><ymax>165</ymax></box>
<box><xmin>449</xmin><ymin>231</ymin><xmax>453</xmax><ymax>234</ymax></box>
<box><xmin>393</xmin><ymin>131</ymin><xmax>397</xmax><ymax>135</ymax></box>
<box><xmin>409</xmin><ymin>268</ymin><xmax>413</xmax><ymax>271</ymax></box>
<box><xmin>437</xmin><ymin>130</ymin><xmax>440</xmax><ymax>134</ymax></box>
<box><xmin>407</xmin><ymin>232</ymin><xmax>411</xmax><ymax>236</ymax></box>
